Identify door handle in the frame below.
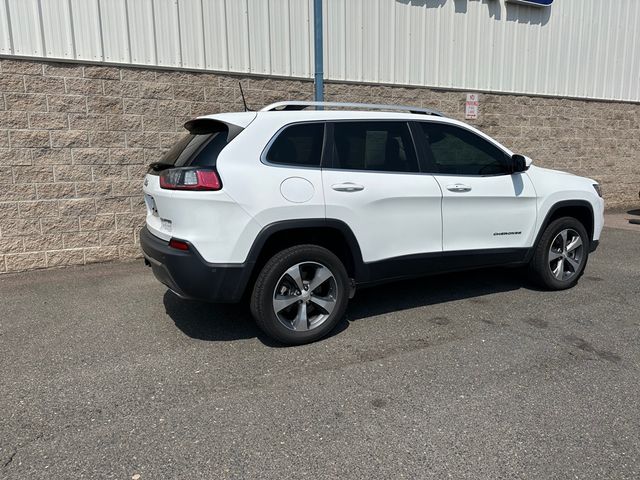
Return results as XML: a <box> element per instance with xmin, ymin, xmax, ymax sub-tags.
<box><xmin>332</xmin><ymin>182</ymin><xmax>364</xmax><ymax>192</ymax></box>
<box><xmin>446</xmin><ymin>184</ymin><xmax>472</xmax><ymax>193</ymax></box>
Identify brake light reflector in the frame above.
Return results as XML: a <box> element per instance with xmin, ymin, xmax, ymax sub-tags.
<box><xmin>169</xmin><ymin>239</ymin><xmax>190</xmax><ymax>251</ymax></box>
<box><xmin>160</xmin><ymin>168</ymin><xmax>222</xmax><ymax>191</ymax></box>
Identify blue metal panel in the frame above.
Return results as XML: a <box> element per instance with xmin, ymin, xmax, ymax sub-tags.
<box><xmin>313</xmin><ymin>0</ymin><xmax>323</xmax><ymax>102</ymax></box>
<box><xmin>507</xmin><ymin>0</ymin><xmax>553</xmax><ymax>6</ymax></box>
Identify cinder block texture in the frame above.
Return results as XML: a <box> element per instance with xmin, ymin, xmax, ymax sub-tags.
<box><xmin>1</xmin><ymin>58</ymin><xmax>639</xmax><ymax>273</ymax></box>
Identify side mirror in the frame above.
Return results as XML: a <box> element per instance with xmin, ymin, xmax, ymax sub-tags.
<box><xmin>511</xmin><ymin>154</ymin><xmax>532</xmax><ymax>173</ymax></box>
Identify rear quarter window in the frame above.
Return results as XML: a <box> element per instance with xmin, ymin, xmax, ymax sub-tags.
<box><xmin>265</xmin><ymin>123</ymin><xmax>325</xmax><ymax>167</ymax></box>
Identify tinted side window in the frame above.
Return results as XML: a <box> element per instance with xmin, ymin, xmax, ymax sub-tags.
<box><xmin>188</xmin><ymin>131</ymin><xmax>231</xmax><ymax>167</ymax></box>
<box><xmin>420</xmin><ymin>123</ymin><xmax>508</xmax><ymax>175</ymax></box>
<box><xmin>266</xmin><ymin>123</ymin><xmax>324</xmax><ymax>167</ymax></box>
<box><xmin>332</xmin><ymin>122</ymin><xmax>418</xmax><ymax>173</ymax></box>
<box><xmin>157</xmin><ymin>125</ymin><xmax>232</xmax><ymax>168</ymax></box>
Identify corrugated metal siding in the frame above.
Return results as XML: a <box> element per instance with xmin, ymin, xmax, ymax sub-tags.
<box><xmin>0</xmin><ymin>0</ymin><xmax>638</xmax><ymax>102</ymax></box>
<box><xmin>127</xmin><ymin>0</ymin><xmax>157</xmax><ymax>65</ymax></box>
<box><xmin>6</xmin><ymin>0</ymin><xmax>43</xmax><ymax>58</ymax></box>
<box><xmin>325</xmin><ymin>0</ymin><xmax>640</xmax><ymax>102</ymax></box>
<box><xmin>69</xmin><ymin>0</ymin><xmax>102</xmax><ymax>62</ymax></box>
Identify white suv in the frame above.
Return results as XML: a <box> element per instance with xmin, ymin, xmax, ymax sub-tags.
<box><xmin>141</xmin><ymin>101</ymin><xmax>604</xmax><ymax>345</ymax></box>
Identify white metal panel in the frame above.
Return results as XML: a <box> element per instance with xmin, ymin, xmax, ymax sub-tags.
<box><xmin>246</xmin><ymin>0</ymin><xmax>270</xmax><ymax>74</ymax></box>
<box><xmin>224</xmin><ymin>0</ymin><xmax>250</xmax><ymax>72</ymax></box>
<box><xmin>288</xmin><ymin>0</ymin><xmax>311</xmax><ymax>78</ymax></box>
<box><xmin>325</xmin><ymin>0</ymin><xmax>345</xmax><ymax>81</ymax></box>
<box><xmin>406</xmin><ymin>2</ymin><xmax>423</xmax><ymax>86</ymax></box>
<box><xmin>268</xmin><ymin>0</ymin><xmax>292</xmax><ymax>76</ymax></box>
<box><xmin>99</xmin><ymin>0</ymin><xmax>130</xmax><ymax>63</ymax></box>
<box><xmin>422</xmin><ymin>1</ymin><xmax>439</xmax><ymax>89</ymax></box>
<box><xmin>626</xmin><ymin>4</ymin><xmax>640</xmax><ymax>101</ymax></box>
<box><xmin>178</xmin><ymin>0</ymin><xmax>205</xmax><ymax>69</ymax></box>
<box><xmin>154</xmin><ymin>0</ymin><xmax>181</xmax><ymax>67</ymax></box>
<box><xmin>344</xmin><ymin>0</ymin><xmax>362</xmax><ymax>82</ymax></box>
<box><xmin>6</xmin><ymin>0</ymin><xmax>42</xmax><ymax>57</ymax></box>
<box><xmin>449</xmin><ymin>0</ymin><xmax>466</xmax><ymax>89</ymax></box>
<box><xmin>202</xmin><ymin>0</ymin><xmax>229</xmax><ymax>71</ymax></box>
<box><xmin>40</xmin><ymin>0</ymin><xmax>74</xmax><ymax>59</ymax></box>
<box><xmin>1</xmin><ymin>0</ymin><xmax>640</xmax><ymax>102</ymax></box>
<box><xmin>127</xmin><ymin>0</ymin><xmax>156</xmax><ymax>65</ymax></box>
<box><xmin>0</xmin><ymin>0</ymin><xmax>12</xmax><ymax>54</ymax></box>
<box><xmin>376</xmin><ymin>0</ymin><xmax>394</xmax><ymax>84</ymax></box>
<box><xmin>69</xmin><ymin>0</ymin><xmax>102</xmax><ymax>61</ymax></box>
<box><xmin>360</xmin><ymin>0</ymin><xmax>378</xmax><ymax>83</ymax></box>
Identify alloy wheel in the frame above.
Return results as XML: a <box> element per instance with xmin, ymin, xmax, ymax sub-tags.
<box><xmin>272</xmin><ymin>262</ymin><xmax>338</xmax><ymax>332</ymax></box>
<box><xmin>548</xmin><ymin>228</ymin><xmax>584</xmax><ymax>281</ymax></box>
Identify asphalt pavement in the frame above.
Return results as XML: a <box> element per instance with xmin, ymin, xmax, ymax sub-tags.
<box><xmin>1</xmin><ymin>225</ymin><xmax>639</xmax><ymax>479</ymax></box>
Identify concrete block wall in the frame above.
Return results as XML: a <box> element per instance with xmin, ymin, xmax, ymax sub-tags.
<box><xmin>0</xmin><ymin>58</ymin><xmax>638</xmax><ymax>273</ymax></box>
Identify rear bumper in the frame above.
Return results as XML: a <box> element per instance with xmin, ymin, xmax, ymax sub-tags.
<box><xmin>139</xmin><ymin>226</ymin><xmax>252</xmax><ymax>303</ymax></box>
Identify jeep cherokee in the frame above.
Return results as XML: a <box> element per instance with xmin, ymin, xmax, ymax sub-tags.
<box><xmin>140</xmin><ymin>101</ymin><xmax>604</xmax><ymax>345</ymax></box>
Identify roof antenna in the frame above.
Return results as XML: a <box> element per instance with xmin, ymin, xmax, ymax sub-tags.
<box><xmin>238</xmin><ymin>81</ymin><xmax>252</xmax><ymax>112</ymax></box>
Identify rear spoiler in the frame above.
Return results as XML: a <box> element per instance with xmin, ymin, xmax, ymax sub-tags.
<box><xmin>183</xmin><ymin>118</ymin><xmax>245</xmax><ymax>143</ymax></box>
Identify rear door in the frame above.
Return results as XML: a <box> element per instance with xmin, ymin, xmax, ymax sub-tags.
<box><xmin>321</xmin><ymin>121</ymin><xmax>442</xmax><ymax>264</ymax></box>
<box><xmin>416</xmin><ymin>121</ymin><xmax>537</xmax><ymax>252</ymax></box>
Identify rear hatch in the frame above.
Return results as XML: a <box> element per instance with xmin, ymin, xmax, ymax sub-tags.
<box><xmin>142</xmin><ymin>117</ymin><xmax>245</xmax><ymax>241</ymax></box>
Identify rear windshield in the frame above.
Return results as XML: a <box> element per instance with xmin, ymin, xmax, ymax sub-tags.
<box><xmin>158</xmin><ymin>129</ymin><xmax>230</xmax><ymax>168</ymax></box>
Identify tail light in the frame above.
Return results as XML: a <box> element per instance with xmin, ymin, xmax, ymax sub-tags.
<box><xmin>160</xmin><ymin>167</ymin><xmax>222</xmax><ymax>191</ymax></box>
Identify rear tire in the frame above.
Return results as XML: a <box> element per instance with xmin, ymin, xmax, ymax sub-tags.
<box><xmin>528</xmin><ymin>216</ymin><xmax>589</xmax><ymax>290</ymax></box>
<box><xmin>250</xmin><ymin>245</ymin><xmax>349</xmax><ymax>345</ymax></box>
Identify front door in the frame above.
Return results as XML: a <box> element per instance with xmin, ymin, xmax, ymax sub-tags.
<box><xmin>416</xmin><ymin>121</ymin><xmax>537</xmax><ymax>252</ymax></box>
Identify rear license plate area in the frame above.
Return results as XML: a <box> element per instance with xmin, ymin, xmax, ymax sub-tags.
<box><xmin>144</xmin><ymin>194</ymin><xmax>158</xmax><ymax>216</ymax></box>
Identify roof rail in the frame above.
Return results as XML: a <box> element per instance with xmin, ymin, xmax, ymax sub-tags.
<box><xmin>259</xmin><ymin>100</ymin><xmax>444</xmax><ymax>117</ymax></box>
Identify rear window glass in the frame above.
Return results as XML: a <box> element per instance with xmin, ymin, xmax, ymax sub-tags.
<box><xmin>158</xmin><ymin>129</ymin><xmax>230</xmax><ymax>168</ymax></box>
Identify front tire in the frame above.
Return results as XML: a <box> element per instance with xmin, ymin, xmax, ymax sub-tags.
<box><xmin>250</xmin><ymin>245</ymin><xmax>349</xmax><ymax>345</ymax></box>
<box><xmin>528</xmin><ymin>216</ymin><xmax>589</xmax><ymax>290</ymax></box>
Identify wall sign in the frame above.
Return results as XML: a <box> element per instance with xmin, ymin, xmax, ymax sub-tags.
<box><xmin>465</xmin><ymin>93</ymin><xmax>479</xmax><ymax>120</ymax></box>
<box><xmin>506</xmin><ymin>0</ymin><xmax>553</xmax><ymax>6</ymax></box>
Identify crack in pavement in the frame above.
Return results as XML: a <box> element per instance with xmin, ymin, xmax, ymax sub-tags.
<box><xmin>3</xmin><ymin>449</ymin><xmax>17</xmax><ymax>468</ymax></box>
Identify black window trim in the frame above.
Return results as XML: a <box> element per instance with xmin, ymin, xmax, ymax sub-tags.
<box><xmin>412</xmin><ymin>120</ymin><xmax>514</xmax><ymax>177</ymax></box>
<box><xmin>259</xmin><ymin>118</ymin><xmax>513</xmax><ymax>177</ymax></box>
<box><xmin>260</xmin><ymin>120</ymin><xmax>328</xmax><ymax>170</ymax></box>
<box><xmin>323</xmin><ymin>119</ymin><xmax>423</xmax><ymax>175</ymax></box>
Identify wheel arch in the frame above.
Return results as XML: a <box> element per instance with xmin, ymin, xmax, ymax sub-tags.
<box><xmin>532</xmin><ymin>200</ymin><xmax>595</xmax><ymax>254</ymax></box>
<box><xmin>242</xmin><ymin>219</ymin><xmax>367</xmax><ymax>299</ymax></box>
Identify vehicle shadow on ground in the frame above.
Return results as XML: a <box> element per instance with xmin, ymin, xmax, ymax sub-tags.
<box><xmin>163</xmin><ymin>292</ymin><xmax>262</xmax><ymax>343</ymax></box>
<box><xmin>347</xmin><ymin>267</ymin><xmax>532</xmax><ymax>321</ymax></box>
<box><xmin>164</xmin><ymin>267</ymin><xmax>534</xmax><ymax>345</ymax></box>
